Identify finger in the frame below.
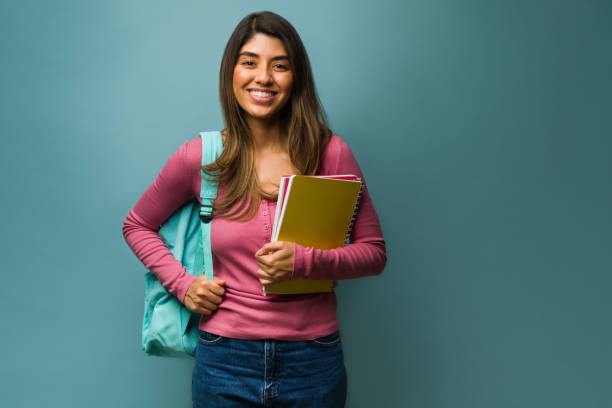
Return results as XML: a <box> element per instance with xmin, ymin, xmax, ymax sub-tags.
<box><xmin>200</xmin><ymin>292</ymin><xmax>223</xmax><ymax>305</ymax></box>
<box><xmin>257</xmin><ymin>268</ymin><xmax>273</xmax><ymax>278</ymax></box>
<box><xmin>208</xmin><ymin>282</ymin><xmax>225</xmax><ymax>296</ymax></box>
<box><xmin>257</xmin><ymin>269</ymin><xmax>277</xmax><ymax>285</ymax></box>
<box><xmin>259</xmin><ymin>273</ymin><xmax>285</xmax><ymax>286</ymax></box>
<box><xmin>258</xmin><ymin>273</ymin><xmax>274</xmax><ymax>286</ymax></box>
<box><xmin>258</xmin><ymin>253</ymin><xmax>285</xmax><ymax>269</ymax></box>
<box><xmin>259</xmin><ymin>247</ymin><xmax>289</xmax><ymax>263</ymax></box>
<box><xmin>266</xmin><ymin>241</ymin><xmax>285</xmax><ymax>251</ymax></box>
<box><xmin>255</xmin><ymin>254</ymin><xmax>274</xmax><ymax>268</ymax></box>
<box><xmin>186</xmin><ymin>300</ymin><xmax>211</xmax><ymax>315</ymax></box>
<box><xmin>197</xmin><ymin>307</ymin><xmax>212</xmax><ymax>315</ymax></box>
<box><xmin>194</xmin><ymin>283</ymin><xmax>224</xmax><ymax>301</ymax></box>
<box><xmin>202</xmin><ymin>281</ymin><xmax>225</xmax><ymax>297</ymax></box>
<box><xmin>198</xmin><ymin>298</ymin><xmax>220</xmax><ymax>312</ymax></box>
<box><xmin>255</xmin><ymin>256</ymin><xmax>273</xmax><ymax>270</ymax></box>
<box><xmin>256</xmin><ymin>241</ymin><xmax>283</xmax><ymax>257</ymax></box>
<box><xmin>265</xmin><ymin>244</ymin><xmax>292</xmax><ymax>261</ymax></box>
<box><xmin>197</xmin><ymin>275</ymin><xmax>226</xmax><ymax>285</ymax></box>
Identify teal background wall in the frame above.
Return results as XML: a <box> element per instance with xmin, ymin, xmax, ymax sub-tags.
<box><xmin>1</xmin><ymin>0</ymin><xmax>610</xmax><ymax>407</ymax></box>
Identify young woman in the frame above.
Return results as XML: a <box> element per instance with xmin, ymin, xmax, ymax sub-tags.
<box><xmin>123</xmin><ymin>11</ymin><xmax>386</xmax><ymax>407</ymax></box>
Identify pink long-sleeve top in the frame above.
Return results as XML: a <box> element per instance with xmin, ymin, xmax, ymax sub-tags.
<box><xmin>122</xmin><ymin>133</ymin><xmax>386</xmax><ymax>340</ymax></box>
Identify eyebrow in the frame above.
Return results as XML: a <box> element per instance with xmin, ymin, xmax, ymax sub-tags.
<box><xmin>238</xmin><ymin>51</ymin><xmax>290</xmax><ymax>61</ymax></box>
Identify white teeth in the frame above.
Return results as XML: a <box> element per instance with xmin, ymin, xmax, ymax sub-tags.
<box><xmin>249</xmin><ymin>90</ymin><xmax>274</xmax><ymax>98</ymax></box>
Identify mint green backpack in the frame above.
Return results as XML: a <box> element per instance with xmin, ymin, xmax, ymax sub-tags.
<box><xmin>142</xmin><ymin>131</ymin><xmax>223</xmax><ymax>357</ymax></box>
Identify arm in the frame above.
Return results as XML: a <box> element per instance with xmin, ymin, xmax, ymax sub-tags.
<box><xmin>292</xmin><ymin>139</ymin><xmax>387</xmax><ymax>281</ymax></box>
<box><xmin>122</xmin><ymin>139</ymin><xmax>200</xmax><ymax>303</ymax></box>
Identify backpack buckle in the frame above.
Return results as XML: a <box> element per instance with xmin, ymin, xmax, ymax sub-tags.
<box><xmin>199</xmin><ymin>203</ymin><xmax>213</xmax><ymax>223</ymax></box>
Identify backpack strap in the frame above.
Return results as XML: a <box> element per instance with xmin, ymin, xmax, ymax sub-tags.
<box><xmin>198</xmin><ymin>131</ymin><xmax>223</xmax><ymax>281</ymax></box>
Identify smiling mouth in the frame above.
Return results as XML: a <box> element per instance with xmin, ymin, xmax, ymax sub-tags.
<box><xmin>248</xmin><ymin>89</ymin><xmax>277</xmax><ymax>98</ymax></box>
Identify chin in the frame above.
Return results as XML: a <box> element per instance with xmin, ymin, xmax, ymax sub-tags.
<box><xmin>245</xmin><ymin>109</ymin><xmax>282</xmax><ymax>122</ymax></box>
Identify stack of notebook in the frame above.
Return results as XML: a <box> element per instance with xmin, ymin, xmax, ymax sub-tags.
<box><xmin>263</xmin><ymin>174</ymin><xmax>363</xmax><ymax>295</ymax></box>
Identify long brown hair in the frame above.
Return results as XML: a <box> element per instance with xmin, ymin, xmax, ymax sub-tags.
<box><xmin>203</xmin><ymin>11</ymin><xmax>331</xmax><ymax>221</ymax></box>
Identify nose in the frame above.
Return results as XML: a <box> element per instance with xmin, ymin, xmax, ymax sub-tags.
<box><xmin>254</xmin><ymin>65</ymin><xmax>272</xmax><ymax>85</ymax></box>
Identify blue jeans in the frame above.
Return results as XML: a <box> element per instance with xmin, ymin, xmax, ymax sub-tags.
<box><xmin>192</xmin><ymin>330</ymin><xmax>347</xmax><ymax>407</ymax></box>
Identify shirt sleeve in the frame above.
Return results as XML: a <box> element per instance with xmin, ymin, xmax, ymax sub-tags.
<box><xmin>291</xmin><ymin>138</ymin><xmax>387</xmax><ymax>281</ymax></box>
<box><xmin>122</xmin><ymin>139</ymin><xmax>201</xmax><ymax>303</ymax></box>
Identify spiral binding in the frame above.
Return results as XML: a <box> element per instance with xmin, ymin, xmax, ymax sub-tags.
<box><xmin>344</xmin><ymin>180</ymin><xmax>364</xmax><ymax>246</ymax></box>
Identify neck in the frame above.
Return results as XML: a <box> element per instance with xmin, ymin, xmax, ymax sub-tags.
<box><xmin>247</xmin><ymin>117</ymin><xmax>285</xmax><ymax>153</ymax></box>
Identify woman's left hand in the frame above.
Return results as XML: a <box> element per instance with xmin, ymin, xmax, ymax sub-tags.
<box><xmin>254</xmin><ymin>241</ymin><xmax>294</xmax><ymax>286</ymax></box>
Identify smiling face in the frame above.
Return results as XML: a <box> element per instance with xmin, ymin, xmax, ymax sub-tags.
<box><xmin>232</xmin><ymin>33</ymin><xmax>294</xmax><ymax>124</ymax></box>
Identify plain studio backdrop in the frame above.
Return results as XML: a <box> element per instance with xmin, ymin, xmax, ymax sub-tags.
<box><xmin>1</xmin><ymin>0</ymin><xmax>611</xmax><ymax>407</ymax></box>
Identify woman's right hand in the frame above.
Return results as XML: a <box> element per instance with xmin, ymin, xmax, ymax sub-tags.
<box><xmin>184</xmin><ymin>276</ymin><xmax>226</xmax><ymax>315</ymax></box>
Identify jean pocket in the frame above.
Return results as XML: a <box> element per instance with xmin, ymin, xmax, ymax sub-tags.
<box><xmin>311</xmin><ymin>330</ymin><xmax>342</xmax><ymax>347</ymax></box>
<box><xmin>197</xmin><ymin>330</ymin><xmax>225</xmax><ymax>345</ymax></box>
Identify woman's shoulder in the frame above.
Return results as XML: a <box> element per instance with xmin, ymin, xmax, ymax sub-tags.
<box><xmin>161</xmin><ymin>133</ymin><xmax>210</xmax><ymax>183</ymax></box>
<box><xmin>320</xmin><ymin>133</ymin><xmax>359</xmax><ymax>173</ymax></box>
<box><xmin>170</xmin><ymin>135</ymin><xmax>202</xmax><ymax>171</ymax></box>
<box><xmin>181</xmin><ymin>130</ymin><xmax>225</xmax><ymax>166</ymax></box>
<box><xmin>325</xmin><ymin>133</ymin><xmax>349</xmax><ymax>153</ymax></box>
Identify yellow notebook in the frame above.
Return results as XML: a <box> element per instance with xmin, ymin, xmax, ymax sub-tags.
<box><xmin>264</xmin><ymin>175</ymin><xmax>363</xmax><ymax>295</ymax></box>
